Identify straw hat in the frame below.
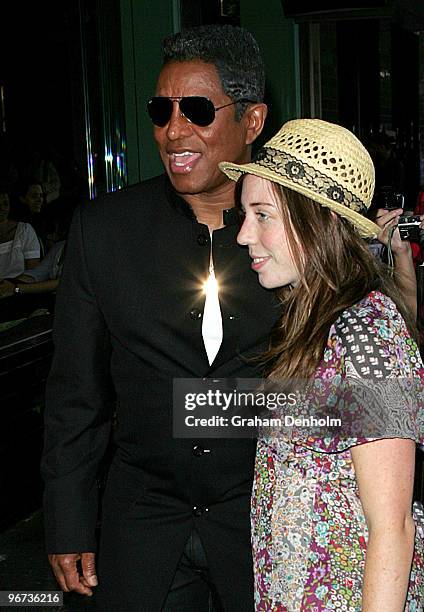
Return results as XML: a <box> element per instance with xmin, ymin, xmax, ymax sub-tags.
<box><xmin>219</xmin><ymin>118</ymin><xmax>380</xmax><ymax>239</ymax></box>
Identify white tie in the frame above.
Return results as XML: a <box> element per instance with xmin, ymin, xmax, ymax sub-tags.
<box><xmin>201</xmin><ymin>235</ymin><xmax>223</xmax><ymax>365</ymax></box>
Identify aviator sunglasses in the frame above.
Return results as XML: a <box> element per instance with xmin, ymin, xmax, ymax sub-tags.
<box><xmin>147</xmin><ymin>96</ymin><xmax>254</xmax><ymax>128</ymax></box>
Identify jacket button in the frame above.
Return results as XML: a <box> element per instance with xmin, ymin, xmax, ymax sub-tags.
<box><xmin>192</xmin><ymin>505</ymin><xmax>208</xmax><ymax>516</ymax></box>
<box><xmin>192</xmin><ymin>445</ymin><xmax>204</xmax><ymax>456</ymax></box>
<box><xmin>189</xmin><ymin>308</ymin><xmax>202</xmax><ymax>320</ymax></box>
<box><xmin>197</xmin><ymin>234</ymin><xmax>209</xmax><ymax>246</ymax></box>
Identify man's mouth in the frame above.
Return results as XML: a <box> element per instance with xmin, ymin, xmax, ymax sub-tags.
<box><xmin>169</xmin><ymin>151</ymin><xmax>201</xmax><ymax>173</ymax></box>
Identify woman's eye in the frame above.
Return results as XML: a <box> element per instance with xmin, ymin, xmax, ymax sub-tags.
<box><xmin>257</xmin><ymin>212</ymin><xmax>269</xmax><ymax>222</ymax></box>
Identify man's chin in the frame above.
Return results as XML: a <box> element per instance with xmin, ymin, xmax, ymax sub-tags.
<box><xmin>167</xmin><ymin>173</ymin><xmax>204</xmax><ymax>196</ymax></box>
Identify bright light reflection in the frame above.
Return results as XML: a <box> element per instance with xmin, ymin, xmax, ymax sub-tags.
<box><xmin>203</xmin><ymin>270</ymin><xmax>219</xmax><ymax>296</ymax></box>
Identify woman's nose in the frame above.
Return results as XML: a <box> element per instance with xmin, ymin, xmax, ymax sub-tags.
<box><xmin>237</xmin><ymin>216</ymin><xmax>255</xmax><ymax>246</ymax></box>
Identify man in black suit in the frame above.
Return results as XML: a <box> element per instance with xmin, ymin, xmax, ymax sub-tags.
<box><xmin>42</xmin><ymin>25</ymin><xmax>279</xmax><ymax>611</ymax></box>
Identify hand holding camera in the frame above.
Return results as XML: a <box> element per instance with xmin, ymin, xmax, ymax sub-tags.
<box><xmin>374</xmin><ymin>207</ymin><xmax>408</xmax><ymax>255</ymax></box>
<box><xmin>375</xmin><ymin>189</ymin><xmax>424</xmax><ymax>245</ymax></box>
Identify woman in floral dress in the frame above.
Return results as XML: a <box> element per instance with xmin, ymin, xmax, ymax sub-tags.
<box><xmin>219</xmin><ymin>119</ymin><xmax>424</xmax><ymax>611</ymax></box>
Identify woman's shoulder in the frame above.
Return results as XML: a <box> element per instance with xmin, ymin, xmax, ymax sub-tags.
<box><xmin>332</xmin><ymin>290</ymin><xmax>422</xmax><ymax>377</ymax></box>
<box><xmin>16</xmin><ymin>221</ymin><xmax>36</xmax><ymax>234</ymax></box>
<box><xmin>336</xmin><ymin>290</ymin><xmax>407</xmax><ymax>340</ymax></box>
<box><xmin>341</xmin><ymin>289</ymin><xmax>399</xmax><ymax>320</ymax></box>
<box><xmin>14</xmin><ymin>222</ymin><xmax>40</xmax><ymax>244</ymax></box>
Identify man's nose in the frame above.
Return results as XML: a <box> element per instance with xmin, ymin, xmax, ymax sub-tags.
<box><xmin>166</xmin><ymin>101</ymin><xmax>193</xmax><ymax>140</ymax></box>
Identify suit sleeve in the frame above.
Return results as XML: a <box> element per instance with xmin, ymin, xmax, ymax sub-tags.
<box><xmin>41</xmin><ymin>205</ymin><xmax>115</xmax><ymax>553</ymax></box>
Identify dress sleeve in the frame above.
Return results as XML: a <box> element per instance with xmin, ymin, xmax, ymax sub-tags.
<box><xmin>41</xmin><ymin>206</ymin><xmax>115</xmax><ymax>553</ymax></box>
<box><xmin>296</xmin><ymin>293</ymin><xmax>424</xmax><ymax>453</ymax></box>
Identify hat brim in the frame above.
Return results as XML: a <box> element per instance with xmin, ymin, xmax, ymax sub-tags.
<box><xmin>219</xmin><ymin>160</ymin><xmax>380</xmax><ymax>240</ymax></box>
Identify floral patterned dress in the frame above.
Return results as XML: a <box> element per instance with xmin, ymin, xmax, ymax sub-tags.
<box><xmin>252</xmin><ymin>291</ymin><xmax>424</xmax><ymax>611</ymax></box>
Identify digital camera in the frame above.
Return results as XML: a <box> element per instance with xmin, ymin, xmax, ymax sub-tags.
<box><xmin>397</xmin><ymin>215</ymin><xmax>421</xmax><ymax>242</ymax></box>
<box><xmin>379</xmin><ymin>188</ymin><xmax>404</xmax><ymax>211</ymax></box>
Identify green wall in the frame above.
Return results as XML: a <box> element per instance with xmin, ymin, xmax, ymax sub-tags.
<box><xmin>241</xmin><ymin>0</ymin><xmax>300</xmax><ymax>148</ymax></box>
<box><xmin>120</xmin><ymin>0</ymin><xmax>176</xmax><ymax>183</ymax></box>
<box><xmin>120</xmin><ymin>0</ymin><xmax>299</xmax><ymax>184</ymax></box>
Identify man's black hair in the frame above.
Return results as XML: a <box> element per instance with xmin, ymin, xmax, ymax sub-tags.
<box><xmin>162</xmin><ymin>24</ymin><xmax>265</xmax><ymax>121</ymax></box>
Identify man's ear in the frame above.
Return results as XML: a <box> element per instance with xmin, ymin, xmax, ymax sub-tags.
<box><xmin>244</xmin><ymin>103</ymin><xmax>268</xmax><ymax>145</ymax></box>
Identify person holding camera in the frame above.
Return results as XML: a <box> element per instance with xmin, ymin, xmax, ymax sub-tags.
<box><xmin>373</xmin><ymin>206</ymin><xmax>424</xmax><ymax>320</ymax></box>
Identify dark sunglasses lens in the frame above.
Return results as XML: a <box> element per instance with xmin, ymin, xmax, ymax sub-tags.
<box><xmin>180</xmin><ymin>97</ymin><xmax>215</xmax><ymax>126</ymax></box>
<box><xmin>147</xmin><ymin>97</ymin><xmax>173</xmax><ymax>126</ymax></box>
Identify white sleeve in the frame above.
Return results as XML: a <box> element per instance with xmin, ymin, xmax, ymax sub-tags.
<box><xmin>21</xmin><ymin>223</ymin><xmax>41</xmax><ymax>259</ymax></box>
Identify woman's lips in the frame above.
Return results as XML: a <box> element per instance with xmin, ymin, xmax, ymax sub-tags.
<box><xmin>251</xmin><ymin>256</ymin><xmax>271</xmax><ymax>271</ymax></box>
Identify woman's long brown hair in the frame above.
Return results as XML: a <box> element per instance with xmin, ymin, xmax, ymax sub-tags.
<box><xmin>250</xmin><ymin>182</ymin><xmax>418</xmax><ymax>380</ymax></box>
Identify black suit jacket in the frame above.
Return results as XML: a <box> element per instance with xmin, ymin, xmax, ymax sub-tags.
<box><xmin>42</xmin><ymin>175</ymin><xmax>280</xmax><ymax>611</ymax></box>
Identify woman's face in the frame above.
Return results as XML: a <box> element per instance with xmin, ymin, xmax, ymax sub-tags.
<box><xmin>237</xmin><ymin>175</ymin><xmax>300</xmax><ymax>289</ymax></box>
<box><xmin>0</xmin><ymin>192</ymin><xmax>10</xmax><ymax>222</ymax></box>
<box><xmin>21</xmin><ymin>183</ymin><xmax>44</xmax><ymax>214</ymax></box>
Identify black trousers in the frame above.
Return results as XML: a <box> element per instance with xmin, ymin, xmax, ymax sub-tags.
<box><xmin>161</xmin><ymin>529</ymin><xmax>224</xmax><ymax>612</ymax></box>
